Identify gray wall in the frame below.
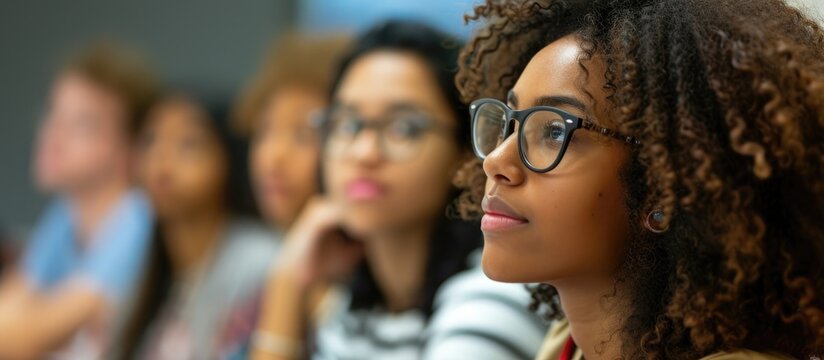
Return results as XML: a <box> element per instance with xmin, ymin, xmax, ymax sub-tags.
<box><xmin>0</xmin><ymin>0</ymin><xmax>295</xmax><ymax>238</ymax></box>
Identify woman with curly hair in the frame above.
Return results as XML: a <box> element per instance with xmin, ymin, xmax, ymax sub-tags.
<box><xmin>454</xmin><ymin>0</ymin><xmax>824</xmax><ymax>358</ymax></box>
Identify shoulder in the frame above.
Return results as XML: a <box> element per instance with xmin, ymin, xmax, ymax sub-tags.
<box><xmin>314</xmin><ymin>295</ymin><xmax>426</xmax><ymax>360</ymax></box>
<box><xmin>222</xmin><ymin>219</ymin><xmax>282</xmax><ymax>258</ymax></box>
<box><xmin>22</xmin><ymin>199</ymin><xmax>73</xmax><ymax>267</ymax></box>
<box><xmin>533</xmin><ymin>321</ymin><xmax>798</xmax><ymax>360</ymax></box>
<box><xmin>87</xmin><ymin>190</ymin><xmax>154</xmax><ymax>255</ymax></box>
<box><xmin>117</xmin><ymin>189</ymin><xmax>153</xmax><ymax>224</ymax></box>
<box><xmin>534</xmin><ymin>319</ymin><xmax>574</xmax><ymax>360</ymax></box>
<box><xmin>20</xmin><ymin>200</ymin><xmax>73</xmax><ymax>289</ymax></box>
<box><xmin>30</xmin><ymin>198</ymin><xmax>72</xmax><ymax>238</ymax></box>
<box><xmin>198</xmin><ymin>220</ymin><xmax>280</xmax><ymax>308</ymax></box>
<box><xmin>212</xmin><ymin>219</ymin><xmax>280</xmax><ymax>281</ymax></box>
<box><xmin>41</xmin><ymin>198</ymin><xmax>72</xmax><ymax>221</ymax></box>
<box><xmin>701</xmin><ymin>350</ymin><xmax>796</xmax><ymax>360</ymax></box>
<box><xmin>94</xmin><ymin>190</ymin><xmax>153</xmax><ymax>244</ymax></box>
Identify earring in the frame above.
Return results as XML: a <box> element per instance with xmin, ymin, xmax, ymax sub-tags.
<box><xmin>645</xmin><ymin>209</ymin><xmax>668</xmax><ymax>233</ymax></box>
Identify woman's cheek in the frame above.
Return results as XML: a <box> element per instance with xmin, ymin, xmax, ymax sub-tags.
<box><xmin>323</xmin><ymin>160</ymin><xmax>354</xmax><ymax>215</ymax></box>
<box><xmin>295</xmin><ymin>149</ymin><xmax>320</xmax><ymax>190</ymax></box>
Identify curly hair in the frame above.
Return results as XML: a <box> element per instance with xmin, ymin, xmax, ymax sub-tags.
<box><xmin>454</xmin><ymin>0</ymin><xmax>824</xmax><ymax>358</ymax></box>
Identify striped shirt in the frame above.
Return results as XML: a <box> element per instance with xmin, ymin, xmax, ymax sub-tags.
<box><xmin>313</xmin><ymin>252</ymin><xmax>549</xmax><ymax>360</ymax></box>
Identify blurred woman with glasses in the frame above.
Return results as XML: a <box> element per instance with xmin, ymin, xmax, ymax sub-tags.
<box><xmin>251</xmin><ymin>20</ymin><xmax>548</xmax><ymax>360</ymax></box>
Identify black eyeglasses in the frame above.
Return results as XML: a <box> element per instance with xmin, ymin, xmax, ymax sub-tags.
<box><xmin>470</xmin><ymin>98</ymin><xmax>640</xmax><ymax>173</ymax></box>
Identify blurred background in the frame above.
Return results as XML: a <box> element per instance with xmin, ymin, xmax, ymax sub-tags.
<box><xmin>0</xmin><ymin>0</ymin><xmax>822</xmax><ymax>240</ymax></box>
<box><xmin>0</xmin><ymin>1</ymin><xmax>821</xmax><ymax>359</ymax></box>
<box><xmin>0</xmin><ymin>0</ymin><xmax>486</xmax><ymax>245</ymax></box>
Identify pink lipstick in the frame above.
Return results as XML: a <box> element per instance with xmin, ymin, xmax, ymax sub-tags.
<box><xmin>481</xmin><ymin>196</ymin><xmax>529</xmax><ymax>232</ymax></box>
<box><xmin>345</xmin><ymin>178</ymin><xmax>386</xmax><ymax>201</ymax></box>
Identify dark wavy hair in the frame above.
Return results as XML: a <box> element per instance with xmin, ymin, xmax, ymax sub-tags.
<box><xmin>328</xmin><ymin>20</ymin><xmax>471</xmax><ymax>149</ymax></box>
<box><xmin>325</xmin><ymin>20</ymin><xmax>482</xmax><ymax>316</ymax></box>
<box><xmin>116</xmin><ymin>87</ymin><xmax>257</xmax><ymax>358</ymax></box>
<box><xmin>454</xmin><ymin>0</ymin><xmax>824</xmax><ymax>358</ymax></box>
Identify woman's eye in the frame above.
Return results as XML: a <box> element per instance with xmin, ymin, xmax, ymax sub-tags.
<box><xmin>332</xmin><ymin>114</ymin><xmax>362</xmax><ymax>137</ymax></box>
<box><xmin>388</xmin><ymin>118</ymin><xmax>426</xmax><ymax>140</ymax></box>
<box><xmin>342</xmin><ymin>119</ymin><xmax>361</xmax><ymax>135</ymax></box>
<box><xmin>543</xmin><ymin>122</ymin><xmax>566</xmax><ymax>144</ymax></box>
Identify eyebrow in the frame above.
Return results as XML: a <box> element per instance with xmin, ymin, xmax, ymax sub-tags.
<box><xmin>385</xmin><ymin>102</ymin><xmax>430</xmax><ymax>114</ymax></box>
<box><xmin>507</xmin><ymin>90</ymin><xmax>588</xmax><ymax>114</ymax></box>
<box><xmin>534</xmin><ymin>95</ymin><xmax>588</xmax><ymax>113</ymax></box>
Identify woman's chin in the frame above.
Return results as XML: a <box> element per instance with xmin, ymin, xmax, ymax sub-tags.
<box><xmin>340</xmin><ymin>213</ymin><xmax>383</xmax><ymax>239</ymax></box>
<box><xmin>481</xmin><ymin>250</ymin><xmax>527</xmax><ymax>283</ymax></box>
<box><xmin>480</xmin><ymin>249</ymin><xmax>558</xmax><ymax>284</ymax></box>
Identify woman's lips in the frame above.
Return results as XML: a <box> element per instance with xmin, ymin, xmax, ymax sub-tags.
<box><xmin>345</xmin><ymin>178</ymin><xmax>387</xmax><ymax>200</ymax></box>
<box><xmin>481</xmin><ymin>196</ymin><xmax>528</xmax><ymax>232</ymax></box>
<box><xmin>258</xmin><ymin>178</ymin><xmax>291</xmax><ymax>198</ymax></box>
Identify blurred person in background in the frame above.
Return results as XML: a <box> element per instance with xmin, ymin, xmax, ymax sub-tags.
<box><xmin>252</xmin><ymin>20</ymin><xmax>547</xmax><ymax>360</ymax></box>
<box><xmin>0</xmin><ymin>42</ymin><xmax>157</xmax><ymax>360</ymax></box>
<box><xmin>0</xmin><ymin>229</ymin><xmax>9</xmax><ymax>275</ymax></box>
<box><xmin>115</xmin><ymin>88</ymin><xmax>278</xmax><ymax>359</ymax></box>
<box><xmin>0</xmin><ymin>228</ymin><xmax>21</xmax><ymax>279</ymax></box>
<box><xmin>218</xmin><ymin>33</ymin><xmax>351</xmax><ymax>358</ymax></box>
<box><xmin>236</xmin><ymin>33</ymin><xmax>351</xmax><ymax>231</ymax></box>
<box><xmin>0</xmin><ymin>233</ymin><xmax>4</xmax><ymax>275</ymax></box>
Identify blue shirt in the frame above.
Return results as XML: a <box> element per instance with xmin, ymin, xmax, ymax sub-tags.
<box><xmin>21</xmin><ymin>190</ymin><xmax>153</xmax><ymax>303</ymax></box>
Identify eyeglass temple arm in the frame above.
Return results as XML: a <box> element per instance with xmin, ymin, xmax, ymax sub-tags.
<box><xmin>580</xmin><ymin>120</ymin><xmax>641</xmax><ymax>145</ymax></box>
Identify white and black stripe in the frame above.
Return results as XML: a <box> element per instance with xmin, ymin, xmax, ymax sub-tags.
<box><xmin>312</xmin><ymin>251</ymin><xmax>548</xmax><ymax>359</ymax></box>
<box><xmin>422</xmin><ymin>260</ymin><xmax>548</xmax><ymax>360</ymax></box>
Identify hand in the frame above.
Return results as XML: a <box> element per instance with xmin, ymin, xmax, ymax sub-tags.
<box><xmin>275</xmin><ymin>197</ymin><xmax>364</xmax><ymax>291</ymax></box>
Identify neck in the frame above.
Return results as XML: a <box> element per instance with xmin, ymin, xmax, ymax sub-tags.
<box><xmin>555</xmin><ymin>276</ymin><xmax>626</xmax><ymax>360</ymax></box>
<box><xmin>68</xmin><ymin>176</ymin><xmax>130</xmax><ymax>244</ymax></box>
<box><xmin>161</xmin><ymin>206</ymin><xmax>227</xmax><ymax>279</ymax></box>
<box><xmin>363</xmin><ymin>221</ymin><xmax>433</xmax><ymax>313</ymax></box>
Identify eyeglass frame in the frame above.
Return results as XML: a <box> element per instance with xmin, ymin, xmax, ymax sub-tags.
<box><xmin>469</xmin><ymin>98</ymin><xmax>641</xmax><ymax>173</ymax></box>
<box><xmin>320</xmin><ymin>105</ymin><xmax>457</xmax><ymax>161</ymax></box>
